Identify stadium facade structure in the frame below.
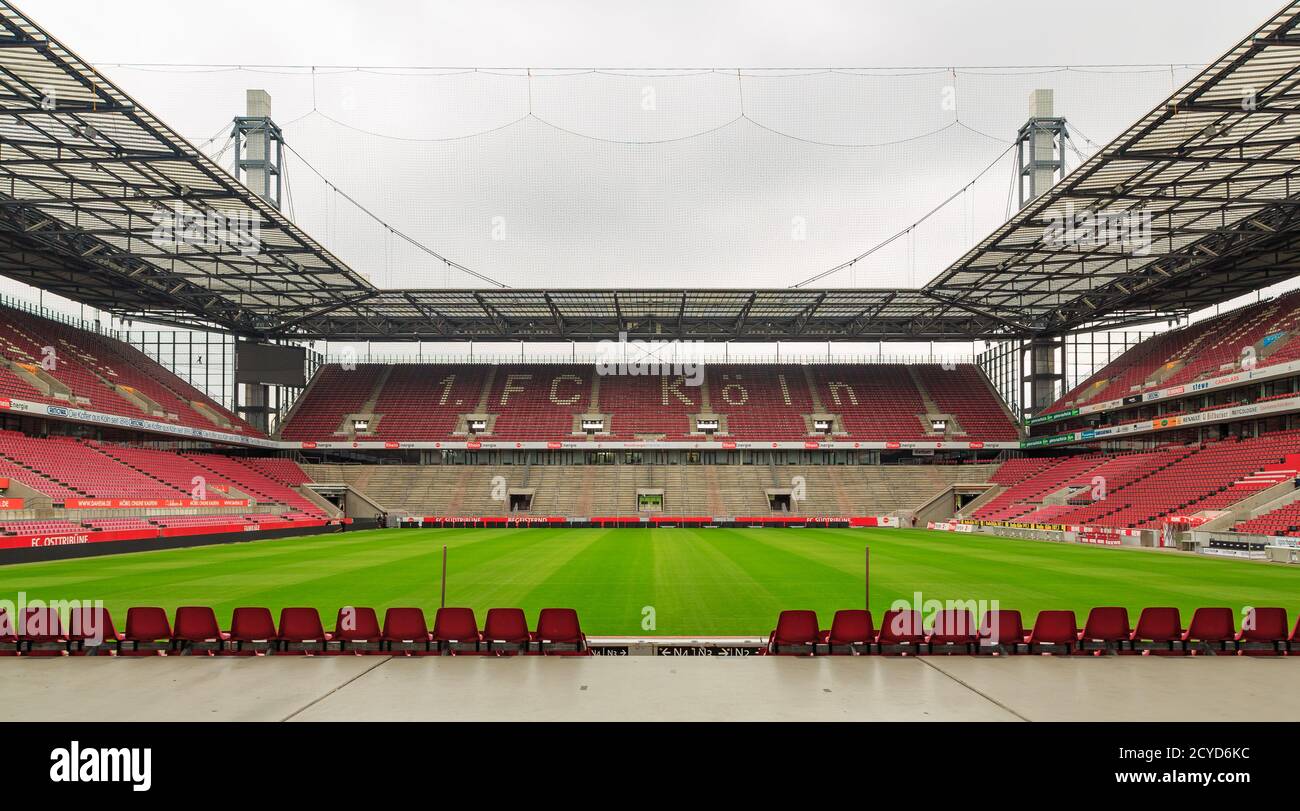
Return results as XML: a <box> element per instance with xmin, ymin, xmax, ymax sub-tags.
<box><xmin>1</xmin><ymin>1</ymin><xmax>1300</xmax><ymax>562</ymax></box>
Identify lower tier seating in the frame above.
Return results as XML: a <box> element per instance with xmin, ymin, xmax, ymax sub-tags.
<box><xmin>0</xmin><ymin>432</ymin><xmax>322</xmax><ymax>520</ymax></box>
<box><xmin>973</xmin><ymin>431</ymin><xmax>1300</xmax><ymax>530</ymax></box>
<box><xmin>301</xmin><ymin>461</ymin><xmax>1000</xmax><ymax>517</ymax></box>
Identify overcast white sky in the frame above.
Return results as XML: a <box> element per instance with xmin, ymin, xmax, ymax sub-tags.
<box><xmin>18</xmin><ymin>0</ymin><xmax>1285</xmax><ymax>69</ymax></box>
<box><xmin>3</xmin><ymin>1</ymin><xmax>1294</xmax><ymax>371</ymax></box>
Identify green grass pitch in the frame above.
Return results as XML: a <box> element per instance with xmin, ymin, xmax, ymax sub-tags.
<box><xmin>1</xmin><ymin>527</ymin><xmax>1298</xmax><ymax>635</ymax></box>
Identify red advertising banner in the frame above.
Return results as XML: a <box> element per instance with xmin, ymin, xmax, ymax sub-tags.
<box><xmin>63</xmin><ymin>498</ymin><xmax>250</xmax><ymax>509</ymax></box>
<box><xmin>848</xmin><ymin>515</ymin><xmax>901</xmax><ymax>527</ymax></box>
<box><xmin>0</xmin><ymin>498</ymin><xmax>23</xmax><ymax>510</ymax></box>
<box><xmin>0</xmin><ymin>518</ymin><xmax>331</xmax><ymax>549</ymax></box>
<box><xmin>0</xmin><ymin>528</ymin><xmax>159</xmax><ymax>550</ymax></box>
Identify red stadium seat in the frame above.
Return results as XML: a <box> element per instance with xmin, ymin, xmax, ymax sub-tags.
<box><xmin>1079</xmin><ymin>607</ymin><xmax>1131</xmax><ymax>654</ymax></box>
<box><xmin>928</xmin><ymin>609</ymin><xmax>977</xmax><ymax>654</ymax></box>
<box><xmin>276</xmin><ymin>607</ymin><xmax>328</xmax><ymax>654</ymax></box>
<box><xmin>535</xmin><ymin>608</ymin><xmax>590</xmax><ymax>656</ymax></box>
<box><xmin>767</xmin><ymin>609</ymin><xmax>820</xmax><ymax>656</ymax></box>
<box><xmin>431</xmin><ymin>607</ymin><xmax>481</xmax><ymax>655</ymax></box>
<box><xmin>1130</xmin><ymin>607</ymin><xmax>1184</xmax><ymax>655</ymax></box>
<box><xmin>877</xmin><ymin>609</ymin><xmax>926</xmax><ymax>655</ymax></box>
<box><xmin>171</xmin><ymin>606</ymin><xmax>228</xmax><ymax>655</ymax></box>
<box><xmin>0</xmin><ymin>609</ymin><xmax>17</xmax><ymax>656</ymax></box>
<box><xmin>1236</xmin><ymin>607</ymin><xmax>1288</xmax><ymax>656</ymax></box>
<box><xmin>1027</xmin><ymin>610</ymin><xmax>1078</xmax><ymax>655</ymax></box>
<box><xmin>978</xmin><ymin>610</ymin><xmax>1027</xmax><ymax>654</ymax></box>
<box><xmin>483</xmin><ymin>608</ymin><xmax>531</xmax><ymax>655</ymax></box>
<box><xmin>1290</xmin><ymin>616</ymin><xmax>1300</xmax><ymax>655</ymax></box>
<box><xmin>66</xmin><ymin>607</ymin><xmax>121</xmax><ymax>656</ymax></box>
<box><xmin>226</xmin><ymin>607</ymin><xmax>278</xmax><ymax>655</ymax></box>
<box><xmin>381</xmin><ymin>607</ymin><xmax>432</xmax><ymax>655</ymax></box>
<box><xmin>20</xmin><ymin>606</ymin><xmax>66</xmax><ymax>656</ymax></box>
<box><xmin>1182</xmin><ymin>607</ymin><xmax>1237</xmax><ymax>655</ymax></box>
<box><xmin>281</xmin><ymin>360</ymin><xmax>1019</xmax><ymax>444</ymax></box>
<box><xmin>121</xmin><ymin>607</ymin><xmax>172</xmax><ymax>656</ymax></box>
<box><xmin>330</xmin><ymin>606</ymin><xmax>382</xmax><ymax>654</ymax></box>
<box><xmin>821</xmin><ymin>609</ymin><xmax>874</xmax><ymax>655</ymax></box>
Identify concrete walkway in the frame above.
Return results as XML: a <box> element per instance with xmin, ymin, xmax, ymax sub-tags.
<box><xmin>3</xmin><ymin>656</ymin><xmax>1298</xmax><ymax>722</ymax></box>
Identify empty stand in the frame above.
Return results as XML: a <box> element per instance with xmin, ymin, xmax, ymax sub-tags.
<box><xmin>302</xmin><ymin>461</ymin><xmax>999</xmax><ymax>517</ymax></box>
<box><xmin>972</xmin><ymin>432</ymin><xmax>1300</xmax><ymax>531</ymax></box>
<box><xmin>0</xmin><ymin>304</ymin><xmax>257</xmax><ymax>434</ymax></box>
<box><xmin>0</xmin><ymin>432</ymin><xmax>183</xmax><ymax>501</ymax></box>
<box><xmin>185</xmin><ymin>453</ymin><xmax>326</xmax><ymax>518</ymax></box>
<box><xmin>280</xmin><ymin>362</ymin><xmax>1019</xmax><ymax>443</ymax></box>
<box><xmin>913</xmin><ymin>364</ymin><xmax>1020</xmax><ymax>440</ymax></box>
<box><xmin>1051</xmin><ymin>291</ymin><xmax>1300</xmax><ymax>411</ymax></box>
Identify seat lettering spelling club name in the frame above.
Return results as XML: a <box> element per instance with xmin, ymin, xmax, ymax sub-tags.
<box><xmin>49</xmin><ymin>741</ymin><xmax>151</xmax><ymax>792</ymax></box>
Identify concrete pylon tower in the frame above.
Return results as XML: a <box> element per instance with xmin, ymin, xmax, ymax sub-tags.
<box><xmin>232</xmin><ymin>89</ymin><xmax>284</xmax><ymax>209</ymax></box>
<box><xmin>1016</xmin><ymin>89</ymin><xmax>1069</xmax><ymax>415</ymax></box>
<box><xmin>231</xmin><ymin>90</ymin><xmax>285</xmax><ymax>433</ymax></box>
<box><xmin>1016</xmin><ymin>89</ymin><xmax>1069</xmax><ymax>209</ymax></box>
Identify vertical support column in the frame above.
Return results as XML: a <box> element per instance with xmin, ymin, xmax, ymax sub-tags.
<box><xmin>243</xmin><ymin>381</ymin><xmax>271</xmax><ymax>434</ymax></box>
<box><xmin>1024</xmin><ymin>335</ymin><xmax>1063</xmax><ymax>416</ymax></box>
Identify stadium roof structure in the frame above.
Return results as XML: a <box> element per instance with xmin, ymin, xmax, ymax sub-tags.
<box><xmin>1</xmin><ymin>1</ymin><xmax>1299</xmax><ymax>343</ymax></box>
<box><xmin>0</xmin><ymin>1</ymin><xmax>374</xmax><ymax>336</ymax></box>
<box><xmin>923</xmin><ymin>0</ymin><xmax>1300</xmax><ymax>334</ymax></box>
<box><xmin>276</xmin><ymin>288</ymin><xmax>1013</xmax><ymax>342</ymax></box>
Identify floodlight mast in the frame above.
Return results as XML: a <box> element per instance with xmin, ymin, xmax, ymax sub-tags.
<box><xmin>232</xmin><ymin>90</ymin><xmax>284</xmax><ymax>211</ymax></box>
<box><xmin>231</xmin><ymin>90</ymin><xmax>289</xmax><ymax>434</ymax></box>
<box><xmin>1015</xmin><ymin>90</ymin><xmax>1069</xmax><ymax>417</ymax></box>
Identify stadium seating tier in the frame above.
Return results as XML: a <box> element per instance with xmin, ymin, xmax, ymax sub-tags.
<box><xmin>280</xmin><ymin>362</ymin><xmax>1020</xmax><ymax>442</ymax></box>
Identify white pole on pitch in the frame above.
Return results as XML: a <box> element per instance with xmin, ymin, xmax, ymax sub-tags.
<box><xmin>440</xmin><ymin>545</ymin><xmax>448</xmax><ymax>609</ymax></box>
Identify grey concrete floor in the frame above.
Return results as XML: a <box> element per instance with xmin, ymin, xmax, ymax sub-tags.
<box><xmin>3</xmin><ymin>655</ymin><xmax>1298</xmax><ymax>722</ymax></box>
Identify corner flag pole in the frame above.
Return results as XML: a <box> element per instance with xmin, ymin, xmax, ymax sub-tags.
<box><xmin>440</xmin><ymin>545</ymin><xmax>448</xmax><ymax>609</ymax></box>
<box><xmin>864</xmin><ymin>546</ymin><xmax>870</xmax><ymax>612</ymax></box>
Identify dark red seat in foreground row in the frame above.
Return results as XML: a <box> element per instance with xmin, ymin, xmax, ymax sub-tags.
<box><xmin>0</xmin><ymin>606</ymin><xmax>589</xmax><ymax>656</ymax></box>
<box><xmin>765</xmin><ymin>607</ymin><xmax>1297</xmax><ymax>656</ymax></box>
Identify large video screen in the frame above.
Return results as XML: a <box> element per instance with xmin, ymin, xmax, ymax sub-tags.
<box><xmin>235</xmin><ymin>342</ymin><xmax>306</xmax><ymax>387</ymax></box>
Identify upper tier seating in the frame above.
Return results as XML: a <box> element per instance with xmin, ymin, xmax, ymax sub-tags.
<box><xmin>707</xmin><ymin>366</ymin><xmax>814</xmax><ymax>440</ymax></box>
<box><xmin>912</xmin><ymin>364</ymin><xmax>1020</xmax><ymax>441</ymax></box>
<box><xmin>280</xmin><ymin>362</ymin><xmax>1020</xmax><ymax>443</ymax></box>
<box><xmin>977</xmin><ymin>430</ymin><xmax>1300</xmax><ymax>530</ymax></box>
<box><xmin>0</xmin><ymin>304</ymin><xmax>258</xmax><ymax>436</ymax></box>
<box><xmin>1049</xmin><ymin>290</ymin><xmax>1300</xmax><ymax>412</ymax></box>
<box><xmin>810</xmin><ymin>364</ymin><xmax>927</xmax><ymax>441</ymax></box>
<box><xmin>279</xmin><ymin>364</ymin><xmax>385</xmax><ymax>439</ymax></box>
<box><xmin>489</xmin><ymin>365</ymin><xmax>594</xmax><ymax>440</ymax></box>
<box><xmin>372</xmin><ymin>364</ymin><xmax>488</xmax><ymax>440</ymax></box>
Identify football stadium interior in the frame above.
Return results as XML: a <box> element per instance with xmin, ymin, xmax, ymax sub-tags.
<box><xmin>1</xmin><ymin>0</ymin><xmax>1300</xmax><ymax>723</ymax></box>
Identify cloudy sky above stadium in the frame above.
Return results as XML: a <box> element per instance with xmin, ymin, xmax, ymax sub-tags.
<box><xmin>6</xmin><ymin>1</ymin><xmax>1291</xmax><ymax>310</ymax></box>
